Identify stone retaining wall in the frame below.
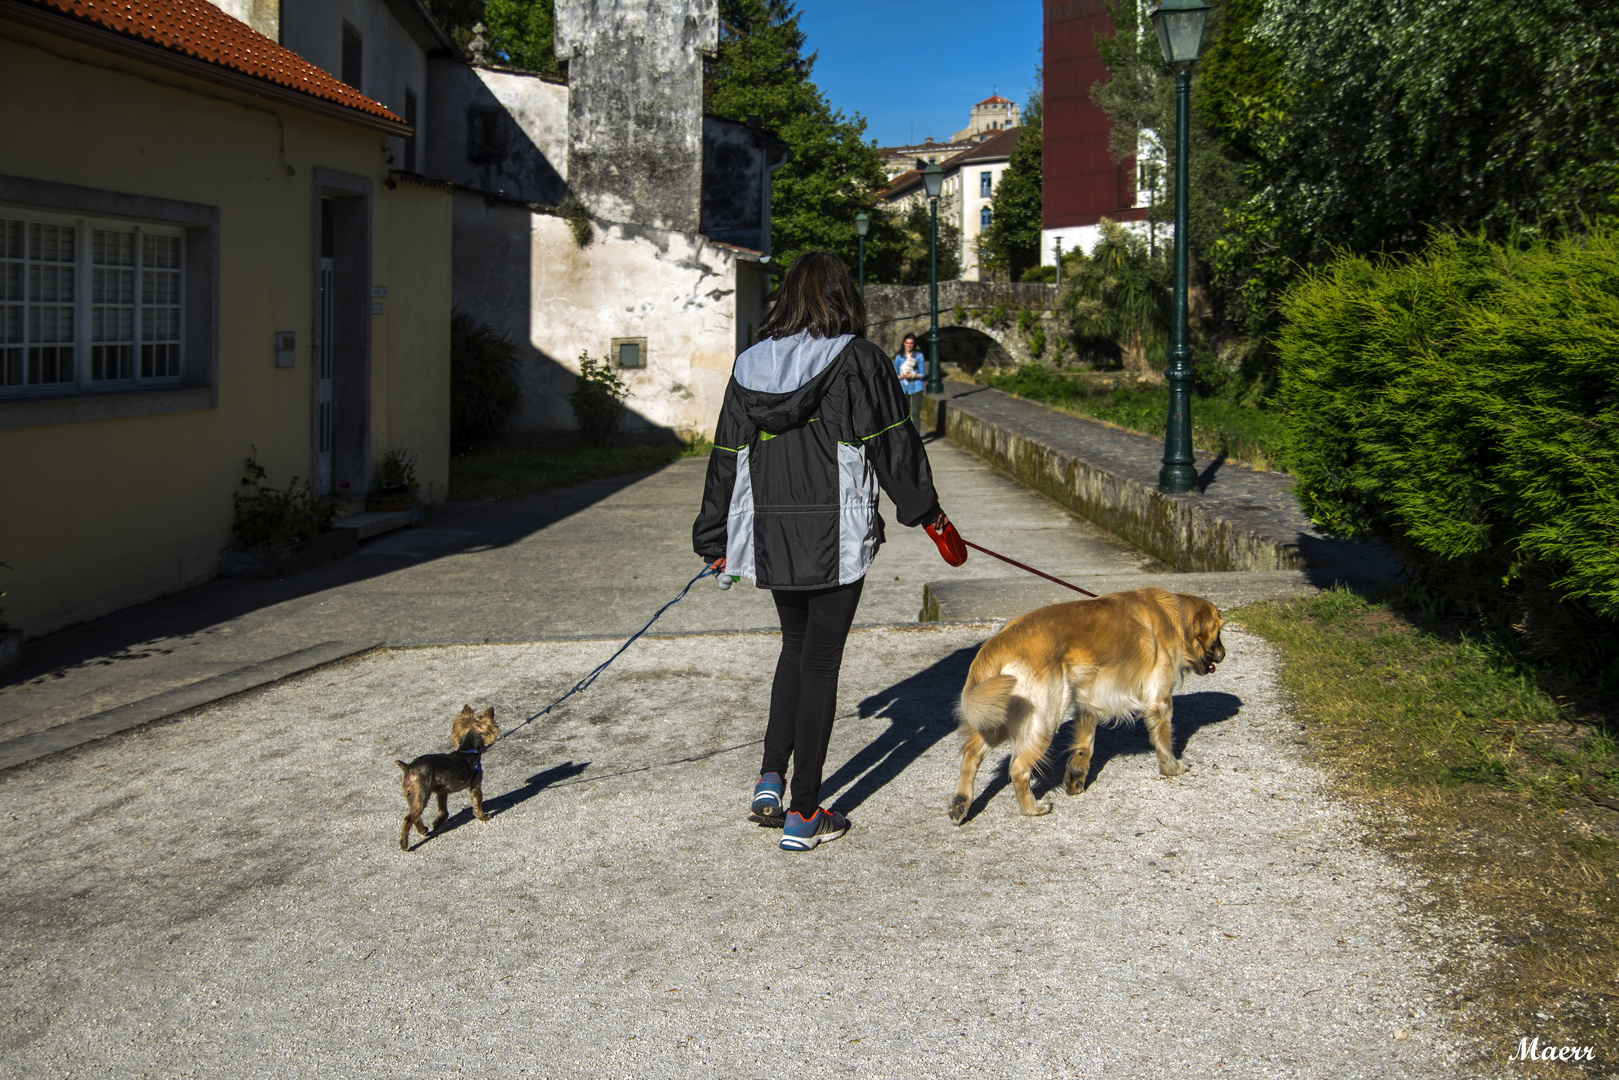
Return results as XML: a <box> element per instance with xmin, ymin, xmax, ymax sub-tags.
<box><xmin>923</xmin><ymin>389</ymin><xmax>1312</xmax><ymax>574</ymax></box>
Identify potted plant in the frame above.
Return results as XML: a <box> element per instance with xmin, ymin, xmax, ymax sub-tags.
<box><xmin>222</xmin><ymin>450</ymin><xmax>354</xmax><ymax>578</ymax></box>
<box><xmin>366</xmin><ymin>446</ymin><xmax>418</xmax><ymax>512</ymax></box>
<box><xmin>0</xmin><ymin>560</ymin><xmax>19</xmax><ymax>678</ymax></box>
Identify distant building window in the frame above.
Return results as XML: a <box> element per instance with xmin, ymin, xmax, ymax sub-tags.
<box><xmin>980</xmin><ymin>206</ymin><xmax>992</xmax><ymax>228</ymax></box>
<box><xmin>341</xmin><ymin>22</ymin><xmax>362</xmax><ymax>89</ymax></box>
<box><xmin>2</xmin><ymin>211</ymin><xmax>184</xmax><ymax>396</ymax></box>
<box><xmin>980</xmin><ymin>171</ymin><xmax>993</xmax><ymax>197</ymax></box>
<box><xmin>404</xmin><ymin>88</ymin><xmax>418</xmax><ymax>172</ymax></box>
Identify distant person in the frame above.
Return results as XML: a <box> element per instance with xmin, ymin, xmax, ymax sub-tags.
<box><xmin>693</xmin><ymin>253</ymin><xmax>950</xmax><ymax>852</ymax></box>
<box><xmin>893</xmin><ymin>333</ymin><xmax>926</xmax><ymax>425</ymax></box>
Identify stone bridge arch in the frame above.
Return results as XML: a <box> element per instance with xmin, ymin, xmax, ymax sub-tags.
<box><xmin>864</xmin><ymin>281</ymin><xmax>1060</xmax><ymax>375</ymax></box>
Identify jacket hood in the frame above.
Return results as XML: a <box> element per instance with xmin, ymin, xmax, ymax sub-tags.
<box><xmin>732</xmin><ymin>331</ymin><xmax>854</xmax><ymax>433</ymax></box>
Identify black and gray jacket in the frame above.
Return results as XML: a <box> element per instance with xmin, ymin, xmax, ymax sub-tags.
<box><xmin>693</xmin><ymin>331</ymin><xmax>940</xmax><ymax>590</ymax></box>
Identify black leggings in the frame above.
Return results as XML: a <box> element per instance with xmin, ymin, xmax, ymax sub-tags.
<box><xmin>761</xmin><ymin>579</ymin><xmax>864</xmax><ymax>816</ymax></box>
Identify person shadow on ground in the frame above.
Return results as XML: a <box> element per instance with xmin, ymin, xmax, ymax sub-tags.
<box><xmin>823</xmin><ymin>645</ymin><xmax>979</xmax><ymax>816</ymax></box>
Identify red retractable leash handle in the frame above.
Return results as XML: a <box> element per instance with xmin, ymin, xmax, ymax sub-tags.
<box><xmin>926</xmin><ymin>516</ymin><xmax>1099</xmax><ymax>599</ymax></box>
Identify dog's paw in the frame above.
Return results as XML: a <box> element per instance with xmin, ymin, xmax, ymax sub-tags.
<box><xmin>1063</xmin><ymin>770</ymin><xmax>1087</xmax><ymax>796</ymax></box>
<box><xmin>947</xmin><ymin>793</ymin><xmax>971</xmax><ymax>825</ymax></box>
<box><xmin>1159</xmin><ymin>759</ymin><xmax>1189</xmax><ymax>778</ymax></box>
<box><xmin>1022</xmin><ymin>798</ymin><xmax>1053</xmax><ymax>817</ymax></box>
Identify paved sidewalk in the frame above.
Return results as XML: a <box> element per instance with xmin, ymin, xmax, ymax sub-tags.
<box><xmin>0</xmin><ymin>440</ymin><xmax>1153</xmax><ymax>759</ymax></box>
<box><xmin>0</xmin><ymin>624</ymin><xmax>1475</xmax><ymax>1077</ymax></box>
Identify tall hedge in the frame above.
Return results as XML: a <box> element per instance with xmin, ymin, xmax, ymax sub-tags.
<box><xmin>1280</xmin><ymin>229</ymin><xmax>1619</xmax><ymax>669</ymax></box>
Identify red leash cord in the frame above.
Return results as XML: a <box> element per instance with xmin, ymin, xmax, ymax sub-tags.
<box><xmin>959</xmin><ymin>539</ymin><xmax>1100</xmax><ymax>599</ymax></box>
<box><xmin>925</xmin><ymin>519</ymin><xmax>1100</xmax><ymax>599</ymax></box>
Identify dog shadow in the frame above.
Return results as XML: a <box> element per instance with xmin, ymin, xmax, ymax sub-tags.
<box><xmin>957</xmin><ymin>690</ymin><xmax>1244</xmax><ymax>824</ymax></box>
<box><xmin>405</xmin><ymin>759</ymin><xmax>590</xmax><ymax>849</ymax></box>
<box><xmin>822</xmin><ymin>645</ymin><xmax>979</xmax><ymax>816</ymax></box>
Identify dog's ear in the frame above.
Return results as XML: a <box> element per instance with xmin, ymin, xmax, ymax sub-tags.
<box><xmin>457</xmin><ymin>704</ymin><xmax>475</xmax><ymax>721</ymax></box>
<box><xmin>478</xmin><ymin>707</ymin><xmax>499</xmax><ymax>735</ymax></box>
<box><xmin>1181</xmin><ymin>595</ymin><xmax>1221</xmax><ymax>652</ymax></box>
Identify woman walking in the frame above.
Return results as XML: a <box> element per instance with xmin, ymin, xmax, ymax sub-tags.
<box><xmin>893</xmin><ymin>333</ymin><xmax>926</xmax><ymax>425</ymax></box>
<box><xmin>693</xmin><ymin>252</ymin><xmax>948</xmax><ymax>852</ymax></box>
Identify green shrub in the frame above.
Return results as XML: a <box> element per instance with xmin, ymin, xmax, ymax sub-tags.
<box><xmin>1017</xmin><ymin>307</ymin><xmax>1037</xmax><ymax>335</ymax></box>
<box><xmin>233</xmin><ymin>450</ymin><xmax>335</xmax><ymax>551</ymax></box>
<box><xmin>569</xmin><ymin>352</ymin><xmax>628</xmax><ymax>445</ymax></box>
<box><xmin>371</xmin><ymin>446</ymin><xmax>417</xmax><ymax>493</ymax></box>
<box><xmin>450</xmin><ymin>309</ymin><xmax>521</xmax><ymax>451</ymax></box>
<box><xmin>952</xmin><ymin>303</ymin><xmax>967</xmax><ymax>325</ymax></box>
<box><xmin>556</xmin><ymin>196</ymin><xmax>593</xmax><ymax>248</ymax></box>
<box><xmin>1020</xmin><ymin>265</ymin><xmax>1057</xmax><ymax>284</ymax></box>
<box><xmin>987</xmin><ymin>304</ymin><xmax>1009</xmax><ymax>328</ymax></box>
<box><xmin>1028</xmin><ymin>324</ymin><xmax>1046</xmax><ymax>358</ymax></box>
<box><xmin>1280</xmin><ymin>229</ymin><xmax>1619</xmax><ymax>671</ymax></box>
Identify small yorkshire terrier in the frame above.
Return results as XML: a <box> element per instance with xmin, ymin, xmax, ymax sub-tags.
<box><xmin>395</xmin><ymin>705</ymin><xmax>499</xmax><ymax>851</ymax></box>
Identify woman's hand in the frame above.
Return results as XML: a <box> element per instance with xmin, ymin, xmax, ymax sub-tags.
<box><xmin>709</xmin><ymin>557</ymin><xmax>727</xmax><ymax>572</ymax></box>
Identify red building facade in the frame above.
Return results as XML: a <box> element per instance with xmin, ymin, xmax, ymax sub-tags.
<box><xmin>1043</xmin><ymin>0</ymin><xmax>1147</xmax><ymax>258</ymax></box>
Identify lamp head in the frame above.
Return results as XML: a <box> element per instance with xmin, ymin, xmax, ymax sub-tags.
<box><xmin>921</xmin><ymin>161</ymin><xmax>945</xmax><ymax>200</ymax></box>
<box><xmin>854</xmin><ymin>211</ymin><xmax>870</xmax><ymax>237</ymax></box>
<box><xmin>1148</xmin><ymin>0</ymin><xmax>1211</xmax><ymax>67</ymax></box>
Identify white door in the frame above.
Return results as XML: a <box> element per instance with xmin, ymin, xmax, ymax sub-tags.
<box><xmin>315</xmin><ymin>256</ymin><xmax>334</xmax><ymax>495</ymax></box>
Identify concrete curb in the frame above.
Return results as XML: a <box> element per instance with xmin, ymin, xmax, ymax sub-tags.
<box><xmin>924</xmin><ymin>383</ymin><xmax>1394</xmax><ymax>582</ymax></box>
<box><xmin>920</xmin><ymin>570</ymin><xmax>1323</xmax><ymax>622</ymax></box>
<box><xmin>0</xmin><ymin>639</ymin><xmax>383</xmax><ymax>772</ymax></box>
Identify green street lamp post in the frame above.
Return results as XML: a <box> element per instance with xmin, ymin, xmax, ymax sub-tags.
<box><xmin>854</xmin><ymin>211</ymin><xmax>870</xmax><ymax>300</ymax></box>
<box><xmin>1149</xmin><ymin>0</ymin><xmax>1210</xmax><ymax>494</ymax></box>
<box><xmin>1054</xmin><ymin>236</ymin><xmax>1063</xmax><ymax>288</ymax></box>
<box><xmin>921</xmin><ymin>161</ymin><xmax>945</xmax><ymax>395</ymax></box>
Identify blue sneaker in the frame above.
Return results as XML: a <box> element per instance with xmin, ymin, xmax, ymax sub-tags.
<box><xmin>779</xmin><ymin>807</ymin><xmax>849</xmax><ymax>852</ymax></box>
<box><xmin>749</xmin><ymin>773</ymin><xmax>785</xmax><ymax>825</ymax></box>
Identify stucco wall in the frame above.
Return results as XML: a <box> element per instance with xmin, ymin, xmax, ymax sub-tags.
<box><xmin>450</xmin><ymin>191</ymin><xmax>743</xmax><ymax>438</ymax></box>
<box><xmin>0</xmin><ymin>21</ymin><xmax>450</xmax><ymax>635</ymax></box>
<box><xmin>554</xmin><ymin>0</ymin><xmax>717</xmax><ymax>231</ymax></box>
<box><xmin>425</xmin><ymin>58</ymin><xmax>568</xmax><ymax>204</ymax></box>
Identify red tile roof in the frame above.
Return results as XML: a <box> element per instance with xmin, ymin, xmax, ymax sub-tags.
<box><xmin>11</xmin><ymin>0</ymin><xmax>405</xmax><ymax>127</ymax></box>
<box><xmin>977</xmin><ymin>94</ymin><xmax>1013</xmax><ymax>105</ymax></box>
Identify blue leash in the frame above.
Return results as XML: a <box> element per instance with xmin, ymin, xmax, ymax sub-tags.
<box><xmin>471</xmin><ymin>563</ymin><xmax>721</xmax><ymax>754</ymax></box>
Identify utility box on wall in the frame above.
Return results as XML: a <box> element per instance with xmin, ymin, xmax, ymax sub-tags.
<box><xmin>274</xmin><ymin>330</ymin><xmax>296</xmax><ymax>368</ymax></box>
<box><xmin>612</xmin><ymin>336</ymin><xmax>647</xmax><ymax>369</ymax></box>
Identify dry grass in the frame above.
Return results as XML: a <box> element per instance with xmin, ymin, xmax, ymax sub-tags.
<box><xmin>1235</xmin><ymin>586</ymin><xmax>1618</xmax><ymax>1075</ymax></box>
<box><xmin>449</xmin><ymin>435</ymin><xmax>712</xmax><ymax>501</ymax></box>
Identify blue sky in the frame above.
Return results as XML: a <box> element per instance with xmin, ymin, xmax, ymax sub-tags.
<box><xmin>795</xmin><ymin>0</ymin><xmax>1043</xmax><ymax>150</ymax></box>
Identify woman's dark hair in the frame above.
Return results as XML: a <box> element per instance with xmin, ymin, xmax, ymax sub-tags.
<box><xmin>757</xmin><ymin>251</ymin><xmax>866</xmax><ymax>340</ymax></box>
<box><xmin>901</xmin><ymin>333</ymin><xmax>917</xmax><ymax>347</ymax></box>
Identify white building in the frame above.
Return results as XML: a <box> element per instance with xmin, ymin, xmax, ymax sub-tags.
<box><xmin>951</xmin><ymin>94</ymin><xmax>1020</xmax><ymax>142</ymax></box>
<box><xmin>880</xmin><ymin>127</ymin><xmax>1020</xmax><ymax>282</ymax></box>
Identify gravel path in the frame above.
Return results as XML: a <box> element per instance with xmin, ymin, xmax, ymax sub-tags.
<box><xmin>0</xmin><ymin>623</ymin><xmax>1476</xmax><ymax>1078</ymax></box>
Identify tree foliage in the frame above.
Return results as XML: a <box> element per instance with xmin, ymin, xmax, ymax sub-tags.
<box><xmin>1094</xmin><ymin>0</ymin><xmax>1619</xmax><ymax>341</ymax></box>
<box><xmin>1060</xmin><ymin>219</ymin><xmax>1170</xmax><ymax>375</ymax></box>
<box><xmin>424</xmin><ymin>0</ymin><xmax>561</xmax><ymax>78</ymax></box>
<box><xmin>706</xmin><ymin>0</ymin><xmax>891</xmax><ymax>273</ymax></box>
<box><xmin>978</xmin><ymin>79</ymin><xmax>1043</xmax><ymax>282</ymax></box>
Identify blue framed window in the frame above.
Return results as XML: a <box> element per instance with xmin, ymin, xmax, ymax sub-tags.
<box><xmin>980</xmin><ymin>206</ymin><xmax>992</xmax><ymax>228</ymax></box>
<box><xmin>979</xmin><ymin>171</ymin><xmax>993</xmax><ymax>198</ymax></box>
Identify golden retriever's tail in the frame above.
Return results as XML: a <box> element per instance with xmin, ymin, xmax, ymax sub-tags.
<box><xmin>957</xmin><ymin>673</ymin><xmax>1018</xmax><ymax>734</ymax></box>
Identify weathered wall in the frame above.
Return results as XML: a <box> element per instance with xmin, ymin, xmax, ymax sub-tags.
<box><xmin>426</xmin><ymin>59</ymin><xmax>568</xmax><ymax>204</ymax></box>
<box><xmin>923</xmin><ymin>387</ymin><xmax>1309</xmax><ymax>574</ymax></box>
<box><xmin>0</xmin><ymin>22</ymin><xmax>450</xmax><ymax>634</ymax></box>
<box><xmin>450</xmin><ymin>191</ymin><xmax>745</xmax><ymax>438</ymax></box>
<box><xmin>865</xmin><ymin>282</ymin><xmax>1060</xmax><ymax>370</ymax></box>
<box><xmin>554</xmin><ymin>0</ymin><xmax>717</xmax><ymax>231</ymax></box>
<box><xmin>700</xmin><ymin>116</ymin><xmax>764</xmax><ymax>251</ymax></box>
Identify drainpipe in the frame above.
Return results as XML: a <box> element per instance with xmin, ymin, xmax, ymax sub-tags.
<box><xmin>759</xmin><ymin>135</ymin><xmax>792</xmax><ymax>262</ymax></box>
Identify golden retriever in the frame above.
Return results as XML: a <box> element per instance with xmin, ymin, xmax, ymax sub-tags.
<box><xmin>949</xmin><ymin>587</ymin><xmax>1225</xmax><ymax>824</ymax></box>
